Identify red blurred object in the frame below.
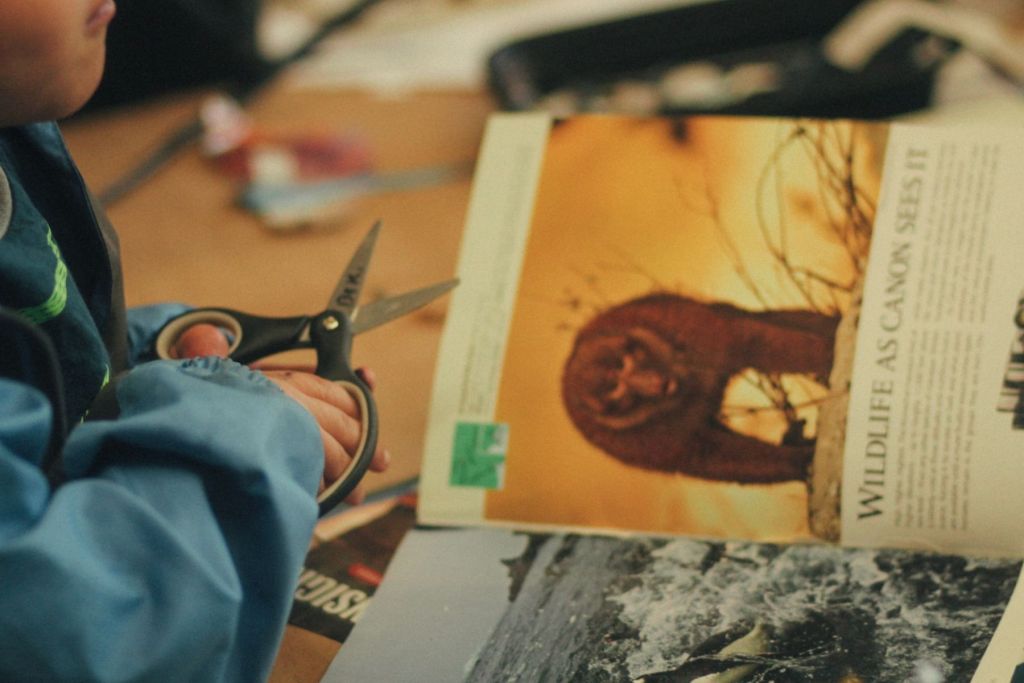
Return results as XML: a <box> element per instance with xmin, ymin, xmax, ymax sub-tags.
<box><xmin>213</xmin><ymin>133</ymin><xmax>374</xmax><ymax>183</ymax></box>
<box><xmin>200</xmin><ymin>93</ymin><xmax>374</xmax><ymax>183</ymax></box>
<box><xmin>347</xmin><ymin>562</ymin><xmax>384</xmax><ymax>587</ymax></box>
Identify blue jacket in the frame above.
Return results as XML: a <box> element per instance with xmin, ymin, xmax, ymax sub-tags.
<box><xmin>0</xmin><ymin>123</ymin><xmax>323</xmax><ymax>681</ymax></box>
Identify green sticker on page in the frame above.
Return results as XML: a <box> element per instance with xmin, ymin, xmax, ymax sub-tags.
<box><xmin>449</xmin><ymin>422</ymin><xmax>508</xmax><ymax>489</ymax></box>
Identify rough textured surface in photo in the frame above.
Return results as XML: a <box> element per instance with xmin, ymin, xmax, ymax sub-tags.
<box><xmin>467</xmin><ymin>534</ymin><xmax>1021</xmax><ymax>682</ymax></box>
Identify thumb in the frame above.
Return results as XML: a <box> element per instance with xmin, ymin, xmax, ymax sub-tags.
<box><xmin>170</xmin><ymin>323</ymin><xmax>231</xmax><ymax>359</ymax></box>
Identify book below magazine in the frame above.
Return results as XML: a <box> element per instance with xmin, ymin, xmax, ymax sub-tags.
<box><xmin>323</xmin><ymin>526</ymin><xmax>1024</xmax><ymax>682</ymax></box>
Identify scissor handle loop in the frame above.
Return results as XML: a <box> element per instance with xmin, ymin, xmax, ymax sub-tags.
<box><xmin>155</xmin><ymin>309</ymin><xmax>245</xmax><ymax>360</ymax></box>
<box><xmin>316</xmin><ymin>379</ymin><xmax>379</xmax><ymax>515</ymax></box>
<box><xmin>155</xmin><ymin>308</ymin><xmax>310</xmax><ymax>365</ymax></box>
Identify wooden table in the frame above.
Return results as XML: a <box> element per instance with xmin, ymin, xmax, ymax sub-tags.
<box><xmin>62</xmin><ymin>83</ymin><xmax>495</xmax><ymax>681</ymax></box>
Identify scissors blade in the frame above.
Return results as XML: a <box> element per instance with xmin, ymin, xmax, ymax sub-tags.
<box><xmin>326</xmin><ymin>220</ymin><xmax>382</xmax><ymax>315</ymax></box>
<box><xmin>350</xmin><ymin>278</ymin><xmax>459</xmax><ymax>335</ymax></box>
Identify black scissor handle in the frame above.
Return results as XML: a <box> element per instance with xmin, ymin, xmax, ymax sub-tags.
<box><xmin>154</xmin><ymin>308</ymin><xmax>310</xmax><ymax>365</ymax></box>
<box><xmin>309</xmin><ymin>311</ymin><xmax>378</xmax><ymax>515</ymax></box>
<box><xmin>315</xmin><ymin>378</ymin><xmax>378</xmax><ymax>515</ymax></box>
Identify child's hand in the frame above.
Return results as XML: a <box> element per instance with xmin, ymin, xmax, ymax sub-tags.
<box><xmin>169</xmin><ymin>324</ymin><xmax>390</xmax><ymax>504</ymax></box>
<box><xmin>260</xmin><ymin>367</ymin><xmax>390</xmax><ymax>505</ymax></box>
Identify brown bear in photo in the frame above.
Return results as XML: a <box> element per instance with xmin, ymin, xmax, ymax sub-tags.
<box><xmin>561</xmin><ymin>293</ymin><xmax>838</xmax><ymax>484</ymax></box>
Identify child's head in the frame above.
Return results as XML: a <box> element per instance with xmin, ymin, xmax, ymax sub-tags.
<box><xmin>0</xmin><ymin>0</ymin><xmax>116</xmax><ymax>127</ymax></box>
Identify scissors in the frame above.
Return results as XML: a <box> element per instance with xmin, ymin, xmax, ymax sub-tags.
<box><xmin>154</xmin><ymin>221</ymin><xmax>458</xmax><ymax>515</ymax></box>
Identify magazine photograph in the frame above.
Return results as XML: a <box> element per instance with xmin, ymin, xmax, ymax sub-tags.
<box><xmin>420</xmin><ymin>112</ymin><xmax>1024</xmax><ymax>556</ymax></box>
<box><xmin>423</xmin><ymin>113</ymin><xmax>887</xmax><ymax>542</ymax></box>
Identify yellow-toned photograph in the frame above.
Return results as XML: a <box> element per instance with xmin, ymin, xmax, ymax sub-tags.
<box><xmin>485</xmin><ymin>115</ymin><xmax>888</xmax><ymax>541</ymax></box>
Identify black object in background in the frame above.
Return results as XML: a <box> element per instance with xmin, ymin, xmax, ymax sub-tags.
<box><xmin>87</xmin><ymin>0</ymin><xmax>270</xmax><ymax>112</ymax></box>
<box><xmin>487</xmin><ymin>0</ymin><xmax>951</xmax><ymax>120</ymax></box>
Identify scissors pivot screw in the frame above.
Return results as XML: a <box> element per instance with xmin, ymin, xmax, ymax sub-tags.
<box><xmin>322</xmin><ymin>315</ymin><xmax>341</xmax><ymax>331</ymax></box>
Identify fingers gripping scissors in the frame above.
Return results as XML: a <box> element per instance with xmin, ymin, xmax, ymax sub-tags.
<box><xmin>154</xmin><ymin>221</ymin><xmax>457</xmax><ymax>515</ymax></box>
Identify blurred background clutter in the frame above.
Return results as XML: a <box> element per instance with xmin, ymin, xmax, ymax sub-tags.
<box><xmin>76</xmin><ymin>0</ymin><xmax>1024</xmax><ymax>224</ymax></box>
<box><xmin>86</xmin><ymin>0</ymin><xmax>1024</xmax><ymax>114</ymax></box>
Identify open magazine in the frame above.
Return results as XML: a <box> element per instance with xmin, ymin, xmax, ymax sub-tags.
<box><xmin>398</xmin><ymin>112</ymin><xmax>1024</xmax><ymax>680</ymax></box>
<box><xmin>419</xmin><ymin>112</ymin><xmax>1024</xmax><ymax>556</ymax></box>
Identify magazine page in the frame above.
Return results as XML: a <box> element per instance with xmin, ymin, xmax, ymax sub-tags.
<box><xmin>840</xmin><ymin>124</ymin><xmax>1024</xmax><ymax>556</ymax></box>
<box><xmin>324</xmin><ymin>527</ymin><xmax>1023</xmax><ymax>682</ymax></box>
<box><xmin>321</xmin><ymin>528</ymin><xmax>528</xmax><ymax>683</ymax></box>
<box><xmin>420</xmin><ymin>113</ymin><xmax>551</xmax><ymax>529</ymax></box>
<box><xmin>287</xmin><ymin>494</ymin><xmax>417</xmax><ymax>643</ymax></box>
<box><xmin>421</xmin><ymin>112</ymin><xmax>889</xmax><ymax>542</ymax></box>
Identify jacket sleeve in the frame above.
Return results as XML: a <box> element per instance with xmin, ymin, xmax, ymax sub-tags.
<box><xmin>0</xmin><ymin>357</ymin><xmax>323</xmax><ymax>682</ymax></box>
<box><xmin>124</xmin><ymin>302</ymin><xmax>192</xmax><ymax>367</ymax></box>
